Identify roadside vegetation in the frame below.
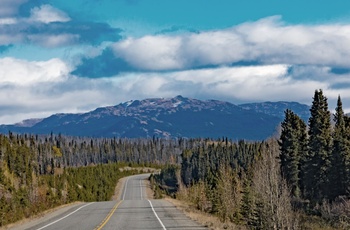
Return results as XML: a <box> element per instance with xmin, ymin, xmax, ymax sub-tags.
<box><xmin>0</xmin><ymin>142</ymin><xmax>138</xmax><ymax>226</ymax></box>
<box><xmin>0</xmin><ymin>131</ymin><xmax>228</xmax><ymax>227</ymax></box>
<box><xmin>1</xmin><ymin>89</ymin><xmax>349</xmax><ymax>229</ymax></box>
<box><xmin>0</xmin><ymin>135</ymin><xmax>172</xmax><ymax>226</ymax></box>
<box><xmin>151</xmin><ymin>90</ymin><xmax>350</xmax><ymax>229</ymax></box>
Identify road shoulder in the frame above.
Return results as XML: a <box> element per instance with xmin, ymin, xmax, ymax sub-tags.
<box><xmin>164</xmin><ymin>197</ymin><xmax>243</xmax><ymax>230</ymax></box>
<box><xmin>1</xmin><ymin>202</ymin><xmax>83</xmax><ymax>230</ymax></box>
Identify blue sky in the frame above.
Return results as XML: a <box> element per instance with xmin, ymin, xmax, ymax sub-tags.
<box><xmin>1</xmin><ymin>0</ymin><xmax>350</xmax><ymax>124</ymax></box>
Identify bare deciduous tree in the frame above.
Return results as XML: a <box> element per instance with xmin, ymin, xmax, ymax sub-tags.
<box><xmin>252</xmin><ymin>140</ymin><xmax>299</xmax><ymax>229</ymax></box>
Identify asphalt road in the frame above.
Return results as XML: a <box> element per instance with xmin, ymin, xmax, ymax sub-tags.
<box><xmin>11</xmin><ymin>174</ymin><xmax>207</xmax><ymax>230</ymax></box>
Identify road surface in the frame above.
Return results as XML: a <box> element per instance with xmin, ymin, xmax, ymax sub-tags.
<box><xmin>10</xmin><ymin>174</ymin><xmax>207</xmax><ymax>230</ymax></box>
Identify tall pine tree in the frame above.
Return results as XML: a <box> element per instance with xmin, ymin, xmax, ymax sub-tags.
<box><xmin>329</xmin><ymin>96</ymin><xmax>350</xmax><ymax>199</ymax></box>
<box><xmin>279</xmin><ymin>109</ymin><xmax>307</xmax><ymax>198</ymax></box>
<box><xmin>304</xmin><ymin>89</ymin><xmax>332</xmax><ymax>201</ymax></box>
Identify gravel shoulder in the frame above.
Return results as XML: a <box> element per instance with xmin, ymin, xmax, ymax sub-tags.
<box><xmin>165</xmin><ymin>197</ymin><xmax>245</xmax><ymax>230</ymax></box>
<box><xmin>1</xmin><ymin>202</ymin><xmax>83</xmax><ymax>230</ymax></box>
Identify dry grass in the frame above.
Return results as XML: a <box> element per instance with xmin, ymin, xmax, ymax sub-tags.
<box><xmin>300</xmin><ymin>215</ymin><xmax>338</xmax><ymax>230</ymax></box>
<box><xmin>165</xmin><ymin>197</ymin><xmax>246</xmax><ymax>230</ymax></box>
<box><xmin>1</xmin><ymin>202</ymin><xmax>82</xmax><ymax>230</ymax></box>
<box><xmin>112</xmin><ymin>176</ymin><xmax>127</xmax><ymax>200</ymax></box>
<box><xmin>144</xmin><ymin>176</ymin><xmax>154</xmax><ymax>199</ymax></box>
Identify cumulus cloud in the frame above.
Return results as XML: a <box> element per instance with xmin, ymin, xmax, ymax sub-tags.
<box><xmin>0</xmin><ymin>57</ymin><xmax>115</xmax><ymax>124</ymax></box>
<box><xmin>110</xmin><ymin>65</ymin><xmax>327</xmax><ymax>103</ymax></box>
<box><xmin>111</xmin><ymin>16</ymin><xmax>350</xmax><ymax>71</ymax></box>
<box><xmin>0</xmin><ymin>80</ymin><xmax>113</xmax><ymax>124</ymax></box>
<box><xmin>0</xmin><ymin>57</ymin><xmax>70</xmax><ymax>123</ymax></box>
<box><xmin>30</xmin><ymin>4</ymin><xmax>71</xmax><ymax>24</ymax></box>
<box><xmin>107</xmin><ymin>65</ymin><xmax>350</xmax><ymax>115</ymax></box>
<box><xmin>0</xmin><ymin>58</ymin><xmax>70</xmax><ymax>85</ymax></box>
<box><xmin>113</xmin><ymin>36</ymin><xmax>183</xmax><ymax>70</ymax></box>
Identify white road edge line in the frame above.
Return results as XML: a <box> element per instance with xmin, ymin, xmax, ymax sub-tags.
<box><xmin>122</xmin><ymin>177</ymin><xmax>130</xmax><ymax>200</ymax></box>
<box><xmin>36</xmin><ymin>202</ymin><xmax>94</xmax><ymax>230</ymax></box>
<box><xmin>140</xmin><ymin>178</ymin><xmax>143</xmax><ymax>200</ymax></box>
<box><xmin>148</xmin><ymin>199</ymin><xmax>166</xmax><ymax>230</ymax></box>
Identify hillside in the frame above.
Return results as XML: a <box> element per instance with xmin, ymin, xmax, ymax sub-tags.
<box><xmin>0</xmin><ymin>96</ymin><xmax>310</xmax><ymax>140</ymax></box>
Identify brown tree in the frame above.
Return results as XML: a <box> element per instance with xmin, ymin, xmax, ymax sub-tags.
<box><xmin>252</xmin><ymin>140</ymin><xmax>299</xmax><ymax>229</ymax></box>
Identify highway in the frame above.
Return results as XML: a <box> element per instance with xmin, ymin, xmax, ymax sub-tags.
<box><xmin>11</xmin><ymin>174</ymin><xmax>207</xmax><ymax>230</ymax></box>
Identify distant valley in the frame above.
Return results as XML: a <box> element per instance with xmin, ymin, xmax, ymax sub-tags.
<box><xmin>0</xmin><ymin>96</ymin><xmax>310</xmax><ymax>140</ymax></box>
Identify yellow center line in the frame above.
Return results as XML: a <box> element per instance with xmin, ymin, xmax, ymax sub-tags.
<box><xmin>94</xmin><ymin>200</ymin><xmax>123</xmax><ymax>230</ymax></box>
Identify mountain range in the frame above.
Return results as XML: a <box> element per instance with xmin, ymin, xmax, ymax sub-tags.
<box><xmin>0</xmin><ymin>96</ymin><xmax>310</xmax><ymax>140</ymax></box>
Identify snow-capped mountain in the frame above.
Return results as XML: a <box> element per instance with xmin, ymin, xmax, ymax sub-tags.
<box><xmin>0</xmin><ymin>96</ymin><xmax>310</xmax><ymax>140</ymax></box>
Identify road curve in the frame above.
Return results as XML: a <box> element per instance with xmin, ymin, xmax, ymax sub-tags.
<box><xmin>10</xmin><ymin>174</ymin><xmax>207</xmax><ymax>230</ymax></box>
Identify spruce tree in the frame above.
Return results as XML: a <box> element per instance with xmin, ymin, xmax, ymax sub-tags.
<box><xmin>329</xmin><ymin>96</ymin><xmax>350</xmax><ymax>199</ymax></box>
<box><xmin>304</xmin><ymin>89</ymin><xmax>332</xmax><ymax>201</ymax></box>
<box><xmin>279</xmin><ymin>109</ymin><xmax>307</xmax><ymax>197</ymax></box>
<box><xmin>345</xmin><ymin>116</ymin><xmax>350</xmax><ymax>194</ymax></box>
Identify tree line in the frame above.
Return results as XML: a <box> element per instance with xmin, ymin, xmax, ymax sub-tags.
<box><xmin>153</xmin><ymin>89</ymin><xmax>350</xmax><ymax>229</ymax></box>
<box><xmin>0</xmin><ymin>134</ymin><xmax>193</xmax><ymax>226</ymax></box>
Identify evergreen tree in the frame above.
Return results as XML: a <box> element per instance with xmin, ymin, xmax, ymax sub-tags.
<box><xmin>329</xmin><ymin>96</ymin><xmax>350</xmax><ymax>199</ymax></box>
<box><xmin>345</xmin><ymin>115</ymin><xmax>350</xmax><ymax>194</ymax></box>
<box><xmin>304</xmin><ymin>89</ymin><xmax>332</xmax><ymax>201</ymax></box>
<box><xmin>279</xmin><ymin>109</ymin><xmax>307</xmax><ymax>198</ymax></box>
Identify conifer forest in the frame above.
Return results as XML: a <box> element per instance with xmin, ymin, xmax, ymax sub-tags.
<box><xmin>1</xmin><ymin>89</ymin><xmax>350</xmax><ymax>229</ymax></box>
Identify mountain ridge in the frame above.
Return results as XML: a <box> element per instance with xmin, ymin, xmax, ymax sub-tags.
<box><xmin>0</xmin><ymin>96</ymin><xmax>310</xmax><ymax>140</ymax></box>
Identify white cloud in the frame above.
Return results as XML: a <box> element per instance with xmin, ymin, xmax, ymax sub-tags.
<box><xmin>0</xmin><ymin>82</ymin><xmax>112</xmax><ymax>124</ymax></box>
<box><xmin>235</xmin><ymin>16</ymin><xmax>350</xmax><ymax>67</ymax></box>
<box><xmin>0</xmin><ymin>58</ymin><xmax>113</xmax><ymax>124</ymax></box>
<box><xmin>106</xmin><ymin>65</ymin><xmax>328</xmax><ymax>104</ymax></box>
<box><xmin>106</xmin><ymin>64</ymin><xmax>350</xmax><ymax>113</ymax></box>
<box><xmin>0</xmin><ymin>57</ymin><xmax>135</xmax><ymax>124</ymax></box>
<box><xmin>0</xmin><ymin>57</ymin><xmax>71</xmax><ymax>123</ymax></box>
<box><xmin>0</xmin><ymin>58</ymin><xmax>70</xmax><ymax>85</ymax></box>
<box><xmin>30</xmin><ymin>4</ymin><xmax>71</xmax><ymax>24</ymax></box>
<box><xmin>0</xmin><ymin>4</ymin><xmax>74</xmax><ymax>47</ymax></box>
<box><xmin>111</xmin><ymin>16</ymin><xmax>350</xmax><ymax>71</ymax></box>
<box><xmin>113</xmin><ymin>36</ymin><xmax>183</xmax><ymax>70</ymax></box>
